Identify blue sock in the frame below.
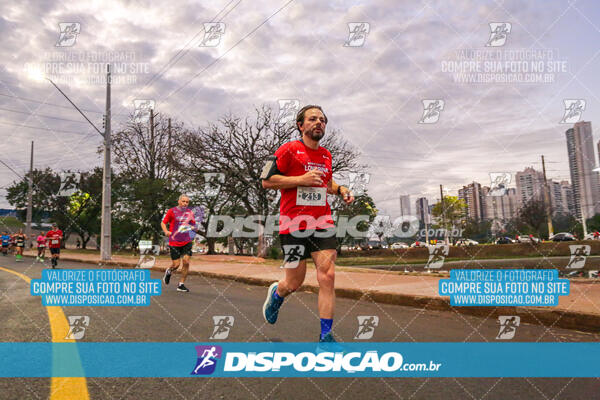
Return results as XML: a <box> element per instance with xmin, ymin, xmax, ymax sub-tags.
<box><xmin>320</xmin><ymin>318</ymin><xmax>333</xmax><ymax>339</ymax></box>
<box><xmin>272</xmin><ymin>288</ymin><xmax>283</xmax><ymax>302</ymax></box>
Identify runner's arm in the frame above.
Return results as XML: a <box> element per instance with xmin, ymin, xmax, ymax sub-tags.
<box><xmin>160</xmin><ymin>222</ymin><xmax>171</xmax><ymax>236</ymax></box>
<box><xmin>327</xmin><ymin>179</ymin><xmax>342</xmax><ymax>195</ymax></box>
<box><xmin>262</xmin><ymin>174</ymin><xmax>301</xmax><ymax>190</ymax></box>
<box><xmin>328</xmin><ymin>179</ymin><xmax>354</xmax><ymax>204</ymax></box>
<box><xmin>262</xmin><ymin>170</ymin><xmax>325</xmax><ymax>190</ymax></box>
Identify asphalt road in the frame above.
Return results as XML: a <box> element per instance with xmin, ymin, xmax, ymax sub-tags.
<box><xmin>1</xmin><ymin>255</ymin><xmax>599</xmax><ymax>400</ymax></box>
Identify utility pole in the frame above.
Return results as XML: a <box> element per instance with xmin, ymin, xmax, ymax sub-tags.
<box><xmin>440</xmin><ymin>184</ymin><xmax>447</xmax><ymax>244</ymax></box>
<box><xmin>26</xmin><ymin>141</ymin><xmax>33</xmax><ymax>248</ymax></box>
<box><xmin>149</xmin><ymin>109</ymin><xmax>155</xmax><ymax>180</ymax></box>
<box><xmin>581</xmin><ymin>205</ymin><xmax>588</xmax><ymax>238</ymax></box>
<box><xmin>541</xmin><ymin>155</ymin><xmax>554</xmax><ymax>238</ymax></box>
<box><xmin>167</xmin><ymin>118</ymin><xmax>172</xmax><ymax>159</ymax></box>
<box><xmin>100</xmin><ymin>65</ymin><xmax>112</xmax><ymax>260</ymax></box>
<box><xmin>48</xmin><ymin>63</ymin><xmax>111</xmax><ymax>260</ymax></box>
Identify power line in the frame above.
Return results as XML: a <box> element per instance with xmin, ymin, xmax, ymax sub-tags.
<box><xmin>0</xmin><ymin>92</ymin><xmax>127</xmax><ymax>116</ymax></box>
<box><xmin>165</xmin><ymin>0</ymin><xmax>296</xmax><ymax>100</ymax></box>
<box><xmin>142</xmin><ymin>0</ymin><xmax>242</xmax><ymax>90</ymax></box>
<box><xmin>0</xmin><ymin>106</ymin><xmax>90</xmax><ymax>124</ymax></box>
<box><xmin>0</xmin><ymin>120</ymin><xmax>95</xmax><ymax>135</ymax></box>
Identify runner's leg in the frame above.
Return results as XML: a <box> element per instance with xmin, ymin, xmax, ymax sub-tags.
<box><xmin>277</xmin><ymin>260</ymin><xmax>307</xmax><ymax>297</ymax></box>
<box><xmin>312</xmin><ymin>249</ymin><xmax>336</xmax><ymax>319</ymax></box>
<box><xmin>179</xmin><ymin>254</ymin><xmax>190</xmax><ymax>284</ymax></box>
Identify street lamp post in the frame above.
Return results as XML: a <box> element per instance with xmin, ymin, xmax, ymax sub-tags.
<box><xmin>47</xmin><ymin>64</ymin><xmax>112</xmax><ymax>260</ymax></box>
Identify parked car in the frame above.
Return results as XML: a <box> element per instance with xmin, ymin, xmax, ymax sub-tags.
<box><xmin>495</xmin><ymin>237</ymin><xmax>515</xmax><ymax>244</ymax></box>
<box><xmin>583</xmin><ymin>232</ymin><xmax>600</xmax><ymax>240</ymax></box>
<box><xmin>455</xmin><ymin>238</ymin><xmax>479</xmax><ymax>247</ymax></box>
<box><xmin>516</xmin><ymin>235</ymin><xmax>541</xmax><ymax>244</ymax></box>
<box><xmin>549</xmin><ymin>232</ymin><xmax>576</xmax><ymax>242</ymax></box>
<box><xmin>410</xmin><ymin>241</ymin><xmax>428</xmax><ymax>248</ymax></box>
<box><xmin>391</xmin><ymin>242</ymin><xmax>409</xmax><ymax>249</ymax></box>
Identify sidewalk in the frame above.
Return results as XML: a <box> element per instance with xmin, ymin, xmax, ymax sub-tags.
<box><xmin>24</xmin><ymin>250</ymin><xmax>600</xmax><ymax>332</ymax></box>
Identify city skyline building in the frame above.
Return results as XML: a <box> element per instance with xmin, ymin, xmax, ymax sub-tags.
<box><xmin>458</xmin><ymin>182</ymin><xmax>485</xmax><ymax>221</ymax></box>
<box><xmin>399</xmin><ymin>194</ymin><xmax>411</xmax><ymax>217</ymax></box>
<box><xmin>515</xmin><ymin>166</ymin><xmax>545</xmax><ymax>207</ymax></box>
<box><xmin>566</xmin><ymin>121</ymin><xmax>600</xmax><ymax>219</ymax></box>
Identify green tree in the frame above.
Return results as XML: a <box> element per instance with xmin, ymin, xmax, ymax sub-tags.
<box><xmin>6</xmin><ymin>167</ymin><xmax>60</xmax><ymax>223</ymax></box>
<box><xmin>431</xmin><ymin>195</ymin><xmax>466</xmax><ymax>241</ymax></box>
<box><xmin>518</xmin><ymin>198</ymin><xmax>547</xmax><ymax>237</ymax></box>
<box><xmin>463</xmin><ymin>218</ymin><xmax>492</xmax><ymax>243</ymax></box>
<box><xmin>331</xmin><ymin>193</ymin><xmax>377</xmax><ymax>250</ymax></box>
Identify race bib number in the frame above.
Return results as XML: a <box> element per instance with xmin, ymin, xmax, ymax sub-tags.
<box><xmin>296</xmin><ymin>187</ymin><xmax>326</xmax><ymax>206</ymax></box>
<box><xmin>52</xmin><ymin>240</ymin><xmax>58</xmax><ymax>244</ymax></box>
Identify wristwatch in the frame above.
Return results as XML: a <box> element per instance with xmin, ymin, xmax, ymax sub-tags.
<box><xmin>337</xmin><ymin>185</ymin><xmax>344</xmax><ymax>195</ymax></box>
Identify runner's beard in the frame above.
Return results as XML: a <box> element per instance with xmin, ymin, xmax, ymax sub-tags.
<box><xmin>306</xmin><ymin>127</ymin><xmax>325</xmax><ymax>141</ymax></box>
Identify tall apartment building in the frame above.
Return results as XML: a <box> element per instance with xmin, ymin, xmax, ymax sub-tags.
<box><xmin>415</xmin><ymin>197</ymin><xmax>430</xmax><ymax>226</ymax></box>
<box><xmin>566</xmin><ymin>121</ymin><xmax>600</xmax><ymax>218</ymax></box>
<box><xmin>548</xmin><ymin>180</ymin><xmax>575</xmax><ymax>216</ymax></box>
<box><xmin>399</xmin><ymin>195</ymin><xmax>411</xmax><ymax>217</ymax></box>
<box><xmin>561</xmin><ymin>181</ymin><xmax>576</xmax><ymax>216</ymax></box>
<box><xmin>481</xmin><ymin>186</ymin><xmax>518</xmax><ymax>221</ymax></box>
<box><xmin>458</xmin><ymin>182</ymin><xmax>485</xmax><ymax>221</ymax></box>
<box><xmin>515</xmin><ymin>167</ymin><xmax>545</xmax><ymax>207</ymax></box>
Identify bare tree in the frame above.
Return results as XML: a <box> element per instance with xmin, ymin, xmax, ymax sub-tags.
<box><xmin>180</xmin><ymin>105</ymin><xmax>362</xmax><ymax>257</ymax></box>
<box><xmin>111</xmin><ymin>112</ymin><xmax>188</xmax><ymax>244</ymax></box>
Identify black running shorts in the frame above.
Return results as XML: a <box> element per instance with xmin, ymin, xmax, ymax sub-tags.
<box><xmin>279</xmin><ymin>228</ymin><xmax>338</xmax><ymax>261</ymax></box>
<box><xmin>169</xmin><ymin>242</ymin><xmax>193</xmax><ymax>260</ymax></box>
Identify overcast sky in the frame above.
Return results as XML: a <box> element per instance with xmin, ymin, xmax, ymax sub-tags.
<box><xmin>1</xmin><ymin>0</ymin><xmax>599</xmax><ymax>216</ymax></box>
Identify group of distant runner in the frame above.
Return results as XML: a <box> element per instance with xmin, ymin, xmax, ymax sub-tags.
<box><xmin>0</xmin><ymin>223</ymin><xmax>63</xmax><ymax>267</ymax></box>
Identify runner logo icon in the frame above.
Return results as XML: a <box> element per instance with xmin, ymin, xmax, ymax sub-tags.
<box><xmin>348</xmin><ymin>172</ymin><xmax>370</xmax><ymax>196</ymax></box>
<box><xmin>418</xmin><ymin>99</ymin><xmax>444</xmax><ymax>124</ymax></box>
<box><xmin>488</xmin><ymin>172</ymin><xmax>511</xmax><ymax>196</ymax></box>
<box><xmin>133</xmin><ymin>99</ymin><xmax>155</xmax><ymax>123</ymax></box>
<box><xmin>344</xmin><ymin>23</ymin><xmax>370</xmax><ymax>47</ymax></box>
<box><xmin>191</xmin><ymin>345</ymin><xmax>222</xmax><ymax>375</ymax></box>
<box><xmin>199</xmin><ymin>23</ymin><xmax>226</xmax><ymax>47</ymax></box>
<box><xmin>560</xmin><ymin>99</ymin><xmax>586</xmax><ymax>124</ymax></box>
<box><xmin>282</xmin><ymin>245</ymin><xmax>305</xmax><ymax>269</ymax></box>
<box><xmin>56</xmin><ymin>22</ymin><xmax>81</xmax><ymax>47</ymax></box>
<box><xmin>210</xmin><ymin>316</ymin><xmax>234</xmax><ymax>340</ymax></box>
<box><xmin>567</xmin><ymin>245</ymin><xmax>590</xmax><ymax>269</ymax></box>
<box><xmin>485</xmin><ymin>22</ymin><xmax>511</xmax><ymax>47</ymax></box>
<box><xmin>277</xmin><ymin>99</ymin><xmax>300</xmax><ymax>125</ymax></box>
<box><xmin>354</xmin><ymin>316</ymin><xmax>379</xmax><ymax>340</ymax></box>
<box><xmin>425</xmin><ymin>244</ymin><xmax>449</xmax><ymax>269</ymax></box>
<box><xmin>65</xmin><ymin>316</ymin><xmax>90</xmax><ymax>340</ymax></box>
<box><xmin>496</xmin><ymin>316</ymin><xmax>520</xmax><ymax>340</ymax></box>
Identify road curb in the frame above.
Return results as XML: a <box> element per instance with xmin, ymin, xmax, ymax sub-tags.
<box><xmin>49</xmin><ymin>255</ymin><xmax>600</xmax><ymax>333</ymax></box>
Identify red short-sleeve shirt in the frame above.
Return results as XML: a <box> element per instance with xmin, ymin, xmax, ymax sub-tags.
<box><xmin>274</xmin><ymin>140</ymin><xmax>334</xmax><ymax>234</ymax></box>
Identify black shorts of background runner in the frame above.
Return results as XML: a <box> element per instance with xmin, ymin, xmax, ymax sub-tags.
<box><xmin>50</xmin><ymin>248</ymin><xmax>60</xmax><ymax>255</ymax></box>
<box><xmin>169</xmin><ymin>242</ymin><xmax>193</xmax><ymax>260</ymax></box>
<box><xmin>280</xmin><ymin>228</ymin><xmax>338</xmax><ymax>261</ymax></box>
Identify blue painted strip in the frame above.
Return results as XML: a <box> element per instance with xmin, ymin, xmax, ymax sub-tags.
<box><xmin>1</xmin><ymin>342</ymin><xmax>599</xmax><ymax>377</ymax></box>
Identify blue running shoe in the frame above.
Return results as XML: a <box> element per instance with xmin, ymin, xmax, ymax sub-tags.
<box><xmin>262</xmin><ymin>282</ymin><xmax>283</xmax><ymax>324</ymax></box>
<box><xmin>317</xmin><ymin>333</ymin><xmax>345</xmax><ymax>353</ymax></box>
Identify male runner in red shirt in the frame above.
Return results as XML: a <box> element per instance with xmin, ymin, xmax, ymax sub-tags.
<box><xmin>161</xmin><ymin>194</ymin><xmax>197</xmax><ymax>292</ymax></box>
<box><xmin>261</xmin><ymin>105</ymin><xmax>354</xmax><ymax>343</ymax></box>
<box><xmin>46</xmin><ymin>224</ymin><xmax>63</xmax><ymax>269</ymax></box>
